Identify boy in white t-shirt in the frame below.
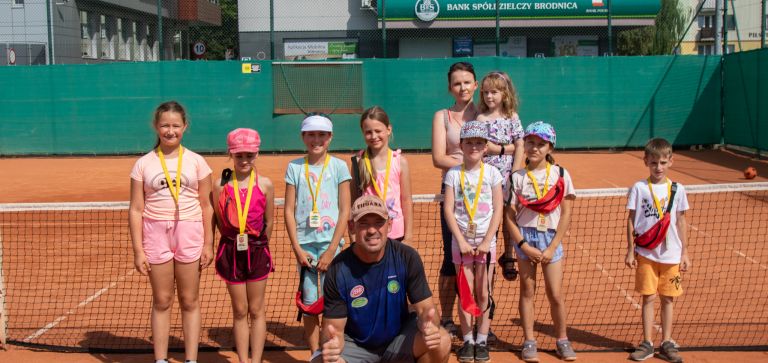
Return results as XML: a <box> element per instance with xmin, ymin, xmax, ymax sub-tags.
<box><xmin>626</xmin><ymin>138</ymin><xmax>691</xmax><ymax>363</ymax></box>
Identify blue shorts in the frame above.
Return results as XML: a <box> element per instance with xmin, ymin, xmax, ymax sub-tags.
<box><xmin>513</xmin><ymin>227</ymin><xmax>563</xmax><ymax>264</ymax></box>
<box><xmin>297</xmin><ymin>241</ymin><xmax>344</xmax><ymax>305</ymax></box>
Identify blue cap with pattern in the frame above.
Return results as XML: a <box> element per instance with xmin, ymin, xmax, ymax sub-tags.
<box><xmin>524</xmin><ymin>121</ymin><xmax>557</xmax><ymax>147</ymax></box>
<box><xmin>460</xmin><ymin>120</ymin><xmax>489</xmax><ymax>140</ymax></box>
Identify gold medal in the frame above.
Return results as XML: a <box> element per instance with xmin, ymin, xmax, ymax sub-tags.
<box><xmin>537</xmin><ymin>214</ymin><xmax>548</xmax><ymax>232</ymax></box>
<box><xmin>466</xmin><ymin>222</ymin><xmax>477</xmax><ymax>239</ymax></box>
<box><xmin>309</xmin><ymin>211</ymin><xmax>321</xmax><ymax>228</ymax></box>
<box><xmin>236</xmin><ymin>233</ymin><xmax>249</xmax><ymax>251</ymax></box>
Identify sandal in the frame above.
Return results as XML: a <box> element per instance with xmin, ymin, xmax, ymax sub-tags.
<box><xmin>498</xmin><ymin>254</ymin><xmax>518</xmax><ymax>281</ymax></box>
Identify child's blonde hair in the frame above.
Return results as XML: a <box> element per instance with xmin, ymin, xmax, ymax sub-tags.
<box><xmin>478</xmin><ymin>71</ymin><xmax>519</xmax><ymax>118</ymax></box>
<box><xmin>644</xmin><ymin>138</ymin><xmax>673</xmax><ymax>159</ymax></box>
<box><xmin>357</xmin><ymin>106</ymin><xmax>392</xmax><ymax>191</ymax></box>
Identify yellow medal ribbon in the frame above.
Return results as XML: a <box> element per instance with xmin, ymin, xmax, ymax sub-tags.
<box><xmin>460</xmin><ymin>162</ymin><xmax>485</xmax><ymax>225</ymax></box>
<box><xmin>647</xmin><ymin>177</ymin><xmax>672</xmax><ymax>219</ymax></box>
<box><xmin>157</xmin><ymin>146</ymin><xmax>183</xmax><ymax>204</ymax></box>
<box><xmin>526</xmin><ymin>162</ymin><xmax>551</xmax><ymax>199</ymax></box>
<box><xmin>527</xmin><ymin>162</ymin><xmax>551</xmax><ymax>227</ymax></box>
<box><xmin>363</xmin><ymin>149</ymin><xmax>392</xmax><ymax>201</ymax></box>
<box><xmin>304</xmin><ymin>154</ymin><xmax>330</xmax><ymax>213</ymax></box>
<box><xmin>233</xmin><ymin>169</ymin><xmax>255</xmax><ymax>235</ymax></box>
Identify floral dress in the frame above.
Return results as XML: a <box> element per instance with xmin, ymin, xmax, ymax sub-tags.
<box><xmin>483</xmin><ymin>114</ymin><xmax>524</xmax><ymax>201</ymax></box>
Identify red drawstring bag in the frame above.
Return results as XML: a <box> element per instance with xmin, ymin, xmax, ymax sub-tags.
<box><xmin>456</xmin><ymin>254</ymin><xmax>494</xmax><ymax>318</ymax></box>
<box><xmin>515</xmin><ymin>166</ymin><xmax>566</xmax><ymax>214</ymax></box>
<box><xmin>456</xmin><ymin>266</ymin><xmax>481</xmax><ymax>317</ymax></box>
<box><xmin>634</xmin><ymin>182</ymin><xmax>678</xmax><ymax>250</ymax></box>
<box><xmin>295</xmin><ymin>266</ymin><xmax>324</xmax><ymax>321</ymax></box>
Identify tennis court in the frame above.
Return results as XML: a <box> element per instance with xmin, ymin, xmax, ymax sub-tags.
<box><xmin>1</xmin><ymin>149</ymin><xmax>767</xmax><ymax>362</ymax></box>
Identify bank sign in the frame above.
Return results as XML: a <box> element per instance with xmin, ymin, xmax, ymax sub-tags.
<box><xmin>385</xmin><ymin>0</ymin><xmax>660</xmax><ymax>21</ymax></box>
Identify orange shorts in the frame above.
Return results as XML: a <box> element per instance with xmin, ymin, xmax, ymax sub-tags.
<box><xmin>635</xmin><ymin>254</ymin><xmax>683</xmax><ymax>297</ymax></box>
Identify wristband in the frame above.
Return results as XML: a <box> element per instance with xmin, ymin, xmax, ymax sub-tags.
<box><xmin>517</xmin><ymin>239</ymin><xmax>527</xmax><ymax>248</ymax></box>
<box><xmin>499</xmin><ymin>144</ymin><xmax>505</xmax><ymax>156</ymax></box>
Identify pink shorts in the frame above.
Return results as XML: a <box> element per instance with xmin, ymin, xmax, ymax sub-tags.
<box><xmin>451</xmin><ymin>238</ymin><xmax>497</xmax><ymax>265</ymax></box>
<box><xmin>142</xmin><ymin>218</ymin><xmax>204</xmax><ymax>264</ymax></box>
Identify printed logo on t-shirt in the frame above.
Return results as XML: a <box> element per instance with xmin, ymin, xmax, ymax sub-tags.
<box><xmin>641</xmin><ymin>197</ymin><xmax>668</xmax><ymax>219</ymax></box>
<box><xmin>387</xmin><ymin>280</ymin><xmax>400</xmax><ymax>294</ymax></box>
<box><xmin>350</xmin><ymin>285</ymin><xmax>364</xmax><ymax>298</ymax></box>
<box><xmin>351</xmin><ymin>297</ymin><xmax>368</xmax><ymax>308</ymax></box>
<box><xmin>149</xmin><ymin>172</ymin><xmax>189</xmax><ymax>194</ymax></box>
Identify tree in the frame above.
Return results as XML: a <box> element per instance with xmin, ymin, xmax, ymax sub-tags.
<box><xmin>617</xmin><ymin>0</ymin><xmax>690</xmax><ymax>56</ymax></box>
<box><xmin>189</xmin><ymin>0</ymin><xmax>239</xmax><ymax>60</ymax></box>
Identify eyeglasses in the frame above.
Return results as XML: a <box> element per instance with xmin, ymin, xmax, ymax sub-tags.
<box><xmin>305</xmin><ymin>112</ymin><xmax>332</xmax><ymax>120</ymax></box>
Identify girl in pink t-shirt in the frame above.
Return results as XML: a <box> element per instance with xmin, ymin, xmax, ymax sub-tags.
<box><xmin>351</xmin><ymin>106</ymin><xmax>413</xmax><ymax>242</ymax></box>
<box><xmin>128</xmin><ymin>101</ymin><xmax>213</xmax><ymax>363</ymax></box>
<box><xmin>213</xmin><ymin>128</ymin><xmax>274</xmax><ymax>363</ymax></box>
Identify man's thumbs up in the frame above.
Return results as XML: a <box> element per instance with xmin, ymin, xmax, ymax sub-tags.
<box><xmin>322</xmin><ymin>324</ymin><xmax>342</xmax><ymax>363</ymax></box>
<box><xmin>420</xmin><ymin>307</ymin><xmax>441</xmax><ymax>350</ymax></box>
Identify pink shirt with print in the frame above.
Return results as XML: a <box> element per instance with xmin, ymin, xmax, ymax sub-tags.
<box><xmin>130</xmin><ymin>149</ymin><xmax>212</xmax><ymax>221</ymax></box>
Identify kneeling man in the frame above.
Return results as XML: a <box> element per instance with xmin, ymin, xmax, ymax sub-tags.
<box><xmin>317</xmin><ymin>195</ymin><xmax>451</xmax><ymax>363</ymax></box>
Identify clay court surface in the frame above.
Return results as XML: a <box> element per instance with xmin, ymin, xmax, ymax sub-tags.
<box><xmin>1</xmin><ymin>149</ymin><xmax>766</xmax><ymax>203</ymax></box>
<box><xmin>1</xmin><ymin>149</ymin><xmax>767</xmax><ymax>362</ymax></box>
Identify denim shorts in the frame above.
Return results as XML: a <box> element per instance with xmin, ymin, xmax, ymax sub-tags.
<box><xmin>513</xmin><ymin>227</ymin><xmax>563</xmax><ymax>263</ymax></box>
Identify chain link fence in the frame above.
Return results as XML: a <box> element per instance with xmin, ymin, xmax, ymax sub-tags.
<box><xmin>2</xmin><ymin>0</ymin><xmax>764</xmax><ymax>65</ymax></box>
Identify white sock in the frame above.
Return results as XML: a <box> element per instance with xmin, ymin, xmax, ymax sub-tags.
<box><xmin>155</xmin><ymin>360</ymin><xmax>168</xmax><ymax>363</ymax></box>
<box><xmin>463</xmin><ymin>332</ymin><xmax>475</xmax><ymax>344</ymax></box>
<box><xmin>185</xmin><ymin>360</ymin><xmax>198</xmax><ymax>363</ymax></box>
<box><xmin>477</xmin><ymin>333</ymin><xmax>488</xmax><ymax>345</ymax></box>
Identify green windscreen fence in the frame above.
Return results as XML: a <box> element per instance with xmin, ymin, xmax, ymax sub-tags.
<box><xmin>0</xmin><ymin>56</ymin><xmax>722</xmax><ymax>155</ymax></box>
<box><xmin>723</xmin><ymin>48</ymin><xmax>768</xmax><ymax>154</ymax></box>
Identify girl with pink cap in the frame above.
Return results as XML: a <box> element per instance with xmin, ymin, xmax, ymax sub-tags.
<box><xmin>129</xmin><ymin>101</ymin><xmax>213</xmax><ymax>363</ymax></box>
<box><xmin>212</xmin><ymin>128</ymin><xmax>275</xmax><ymax>363</ymax></box>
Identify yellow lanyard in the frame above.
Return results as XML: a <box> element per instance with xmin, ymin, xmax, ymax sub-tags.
<box><xmin>460</xmin><ymin>162</ymin><xmax>485</xmax><ymax>224</ymax></box>
<box><xmin>363</xmin><ymin>149</ymin><xmax>392</xmax><ymax>201</ymax></box>
<box><xmin>233</xmin><ymin>169</ymin><xmax>255</xmax><ymax>235</ymax></box>
<box><xmin>304</xmin><ymin>154</ymin><xmax>330</xmax><ymax>213</ymax></box>
<box><xmin>157</xmin><ymin>146</ymin><xmax>183</xmax><ymax>204</ymax></box>
<box><xmin>647</xmin><ymin>178</ymin><xmax>672</xmax><ymax>219</ymax></box>
<box><xmin>526</xmin><ymin>162</ymin><xmax>551</xmax><ymax>199</ymax></box>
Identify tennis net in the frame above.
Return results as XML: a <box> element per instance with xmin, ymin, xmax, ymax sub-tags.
<box><xmin>1</xmin><ymin>182</ymin><xmax>767</xmax><ymax>352</ymax></box>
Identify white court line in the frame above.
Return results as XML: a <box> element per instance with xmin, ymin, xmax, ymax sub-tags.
<box><xmin>572</xmin><ymin>233</ymin><xmax>662</xmax><ymax>333</ymax></box>
<box><xmin>602</xmin><ymin>179</ymin><xmax>622</xmax><ymax>188</ymax></box>
<box><xmin>689</xmin><ymin>223</ymin><xmax>768</xmax><ymax>270</ymax></box>
<box><xmin>22</xmin><ymin>267</ymin><xmax>135</xmax><ymax>343</ymax></box>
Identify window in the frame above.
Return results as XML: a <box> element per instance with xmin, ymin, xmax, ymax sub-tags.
<box><xmin>100</xmin><ymin>15</ymin><xmax>117</xmax><ymax>59</ymax></box>
<box><xmin>80</xmin><ymin>11</ymin><xmax>97</xmax><ymax>58</ymax></box>
<box><xmin>118</xmin><ymin>19</ymin><xmax>134</xmax><ymax>60</ymax></box>
<box><xmin>136</xmin><ymin>22</ymin><xmax>147</xmax><ymax>61</ymax></box>
<box><xmin>13</xmin><ymin>0</ymin><xmax>24</xmax><ymax>7</ymax></box>
<box><xmin>147</xmin><ymin>24</ymin><xmax>158</xmax><ymax>61</ymax></box>
<box><xmin>698</xmin><ymin>15</ymin><xmax>714</xmax><ymax>29</ymax></box>
<box><xmin>697</xmin><ymin>44</ymin><xmax>714</xmax><ymax>55</ymax></box>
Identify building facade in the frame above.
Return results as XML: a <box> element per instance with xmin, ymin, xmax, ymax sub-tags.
<box><xmin>239</xmin><ymin>0</ymin><xmax>660</xmax><ymax>60</ymax></box>
<box><xmin>1</xmin><ymin>0</ymin><xmax>221</xmax><ymax>65</ymax></box>
<box><xmin>680</xmin><ymin>0</ymin><xmax>766</xmax><ymax>55</ymax></box>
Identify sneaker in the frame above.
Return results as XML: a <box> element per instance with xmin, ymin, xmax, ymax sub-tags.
<box><xmin>475</xmin><ymin>342</ymin><xmax>490</xmax><ymax>363</ymax></box>
<box><xmin>629</xmin><ymin>341</ymin><xmax>654</xmax><ymax>361</ymax></box>
<box><xmin>658</xmin><ymin>341</ymin><xmax>683</xmax><ymax>363</ymax></box>
<box><xmin>487</xmin><ymin>329</ymin><xmax>497</xmax><ymax>343</ymax></box>
<box><xmin>457</xmin><ymin>341</ymin><xmax>475</xmax><ymax>363</ymax></box>
<box><xmin>441</xmin><ymin>319</ymin><xmax>458</xmax><ymax>337</ymax></box>
<box><xmin>521</xmin><ymin>340</ymin><xmax>539</xmax><ymax>363</ymax></box>
<box><xmin>556</xmin><ymin>339</ymin><xmax>577</xmax><ymax>361</ymax></box>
